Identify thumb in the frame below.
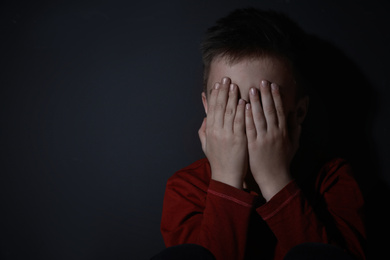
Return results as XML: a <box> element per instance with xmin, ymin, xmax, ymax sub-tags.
<box><xmin>198</xmin><ymin>117</ymin><xmax>207</xmax><ymax>154</ymax></box>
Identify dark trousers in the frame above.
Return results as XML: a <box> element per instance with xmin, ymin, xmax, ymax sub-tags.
<box><xmin>151</xmin><ymin>243</ymin><xmax>356</xmax><ymax>260</ymax></box>
<box><xmin>151</xmin><ymin>244</ymin><xmax>216</xmax><ymax>260</ymax></box>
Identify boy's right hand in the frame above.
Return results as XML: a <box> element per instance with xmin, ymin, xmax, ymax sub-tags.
<box><xmin>198</xmin><ymin>77</ymin><xmax>248</xmax><ymax>189</ymax></box>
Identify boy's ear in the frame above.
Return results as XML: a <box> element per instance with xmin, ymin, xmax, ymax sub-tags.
<box><xmin>296</xmin><ymin>96</ymin><xmax>309</xmax><ymax>124</ymax></box>
<box><xmin>202</xmin><ymin>92</ymin><xmax>208</xmax><ymax>115</ymax></box>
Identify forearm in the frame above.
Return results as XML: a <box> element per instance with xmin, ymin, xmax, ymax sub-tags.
<box><xmin>198</xmin><ymin>180</ymin><xmax>256</xmax><ymax>260</ymax></box>
<box><xmin>161</xmin><ymin>178</ymin><xmax>257</xmax><ymax>260</ymax></box>
<box><xmin>257</xmin><ymin>181</ymin><xmax>328</xmax><ymax>259</ymax></box>
<box><xmin>256</xmin><ymin>175</ymin><xmax>366</xmax><ymax>260</ymax></box>
<box><xmin>254</xmin><ymin>168</ymin><xmax>292</xmax><ymax>201</ymax></box>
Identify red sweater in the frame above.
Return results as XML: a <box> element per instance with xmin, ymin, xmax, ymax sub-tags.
<box><xmin>161</xmin><ymin>158</ymin><xmax>366</xmax><ymax>260</ymax></box>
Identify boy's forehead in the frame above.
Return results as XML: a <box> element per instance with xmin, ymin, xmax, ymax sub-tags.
<box><xmin>207</xmin><ymin>55</ymin><xmax>296</xmax><ymax>95</ymax></box>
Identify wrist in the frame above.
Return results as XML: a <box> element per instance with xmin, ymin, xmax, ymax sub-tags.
<box><xmin>254</xmin><ymin>169</ymin><xmax>292</xmax><ymax>201</ymax></box>
<box><xmin>211</xmin><ymin>170</ymin><xmax>244</xmax><ymax>190</ymax></box>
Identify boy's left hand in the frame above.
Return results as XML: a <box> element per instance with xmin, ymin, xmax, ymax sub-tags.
<box><xmin>245</xmin><ymin>80</ymin><xmax>301</xmax><ymax>201</ymax></box>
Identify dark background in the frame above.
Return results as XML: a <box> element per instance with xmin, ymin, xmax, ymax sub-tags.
<box><xmin>1</xmin><ymin>0</ymin><xmax>389</xmax><ymax>259</ymax></box>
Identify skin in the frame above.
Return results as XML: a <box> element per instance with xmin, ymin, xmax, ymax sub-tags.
<box><xmin>198</xmin><ymin>56</ymin><xmax>309</xmax><ymax>201</ymax></box>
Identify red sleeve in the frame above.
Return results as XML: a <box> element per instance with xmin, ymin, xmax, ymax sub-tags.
<box><xmin>161</xmin><ymin>159</ymin><xmax>258</xmax><ymax>260</ymax></box>
<box><xmin>256</xmin><ymin>158</ymin><xmax>366</xmax><ymax>260</ymax></box>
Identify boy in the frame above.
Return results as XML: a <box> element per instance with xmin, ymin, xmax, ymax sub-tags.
<box><xmin>159</xmin><ymin>8</ymin><xmax>365</xmax><ymax>260</ymax></box>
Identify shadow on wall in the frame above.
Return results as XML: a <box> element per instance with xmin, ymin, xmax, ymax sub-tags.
<box><xmin>298</xmin><ymin>34</ymin><xmax>390</xmax><ymax>259</ymax></box>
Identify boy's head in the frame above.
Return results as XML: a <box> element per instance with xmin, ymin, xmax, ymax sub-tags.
<box><xmin>200</xmin><ymin>8</ymin><xmax>309</xmax><ymax>122</ymax></box>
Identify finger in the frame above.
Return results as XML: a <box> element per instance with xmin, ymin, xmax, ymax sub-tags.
<box><xmin>249</xmin><ymin>87</ymin><xmax>266</xmax><ymax>133</ymax></box>
<box><xmin>214</xmin><ymin>77</ymin><xmax>230</xmax><ymax>128</ymax></box>
<box><xmin>233</xmin><ymin>99</ymin><xmax>245</xmax><ymax>134</ymax></box>
<box><xmin>271</xmin><ymin>83</ymin><xmax>286</xmax><ymax>129</ymax></box>
<box><xmin>224</xmin><ymin>83</ymin><xmax>238</xmax><ymax>131</ymax></box>
<box><xmin>245</xmin><ymin>103</ymin><xmax>257</xmax><ymax>141</ymax></box>
<box><xmin>206</xmin><ymin>82</ymin><xmax>220</xmax><ymax>127</ymax></box>
<box><xmin>198</xmin><ymin>117</ymin><xmax>207</xmax><ymax>153</ymax></box>
<box><xmin>260</xmin><ymin>80</ymin><xmax>278</xmax><ymax>130</ymax></box>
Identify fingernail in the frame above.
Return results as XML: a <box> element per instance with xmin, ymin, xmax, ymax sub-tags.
<box><xmin>261</xmin><ymin>80</ymin><xmax>269</xmax><ymax>88</ymax></box>
<box><xmin>222</xmin><ymin>77</ymin><xmax>229</xmax><ymax>84</ymax></box>
<box><xmin>250</xmin><ymin>87</ymin><xmax>256</xmax><ymax>95</ymax></box>
<box><xmin>230</xmin><ymin>84</ymin><xmax>235</xmax><ymax>92</ymax></box>
<box><xmin>271</xmin><ymin>83</ymin><xmax>278</xmax><ymax>91</ymax></box>
<box><xmin>246</xmin><ymin>103</ymin><xmax>251</xmax><ymax>110</ymax></box>
<box><xmin>215</xmin><ymin>83</ymin><xmax>220</xmax><ymax>90</ymax></box>
<box><xmin>238</xmin><ymin>99</ymin><xmax>244</xmax><ymax>105</ymax></box>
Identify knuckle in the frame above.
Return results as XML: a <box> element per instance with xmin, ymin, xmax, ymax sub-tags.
<box><xmin>253</xmin><ymin>113</ymin><xmax>264</xmax><ymax>123</ymax></box>
<box><xmin>269</xmin><ymin>134</ymin><xmax>278</xmax><ymax>143</ymax></box>
<box><xmin>247</xmin><ymin>138</ymin><xmax>258</xmax><ymax>148</ymax></box>
<box><xmin>250</xmin><ymin>95</ymin><xmax>260</xmax><ymax>104</ymax></box>
<box><xmin>219</xmin><ymin>131</ymin><xmax>231</xmax><ymax>142</ymax></box>
<box><xmin>276</xmin><ymin>107</ymin><xmax>285</xmax><ymax>116</ymax></box>
<box><xmin>258</xmin><ymin>136</ymin><xmax>267</xmax><ymax>145</ymax></box>
<box><xmin>225</xmin><ymin>107</ymin><xmax>234</xmax><ymax>116</ymax></box>
<box><xmin>208</xmin><ymin>104</ymin><xmax>216</xmax><ymax>113</ymax></box>
<box><xmin>234</xmin><ymin>114</ymin><xmax>243</xmax><ymax>124</ymax></box>
<box><xmin>210</xmin><ymin>128</ymin><xmax>218</xmax><ymax>137</ymax></box>
<box><xmin>264</xmin><ymin>106</ymin><xmax>275</xmax><ymax>115</ymax></box>
<box><xmin>268</xmin><ymin>130</ymin><xmax>279</xmax><ymax>140</ymax></box>
<box><xmin>219</xmin><ymin>86</ymin><xmax>228</xmax><ymax>93</ymax></box>
<box><xmin>206</xmin><ymin>128</ymin><xmax>214</xmax><ymax>137</ymax></box>
<box><xmin>215</xmin><ymin>102</ymin><xmax>224</xmax><ymax>111</ymax></box>
<box><xmin>245</xmin><ymin>123</ymin><xmax>255</xmax><ymax>131</ymax></box>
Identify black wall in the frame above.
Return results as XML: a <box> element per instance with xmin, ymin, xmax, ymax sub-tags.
<box><xmin>1</xmin><ymin>1</ymin><xmax>389</xmax><ymax>259</ymax></box>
